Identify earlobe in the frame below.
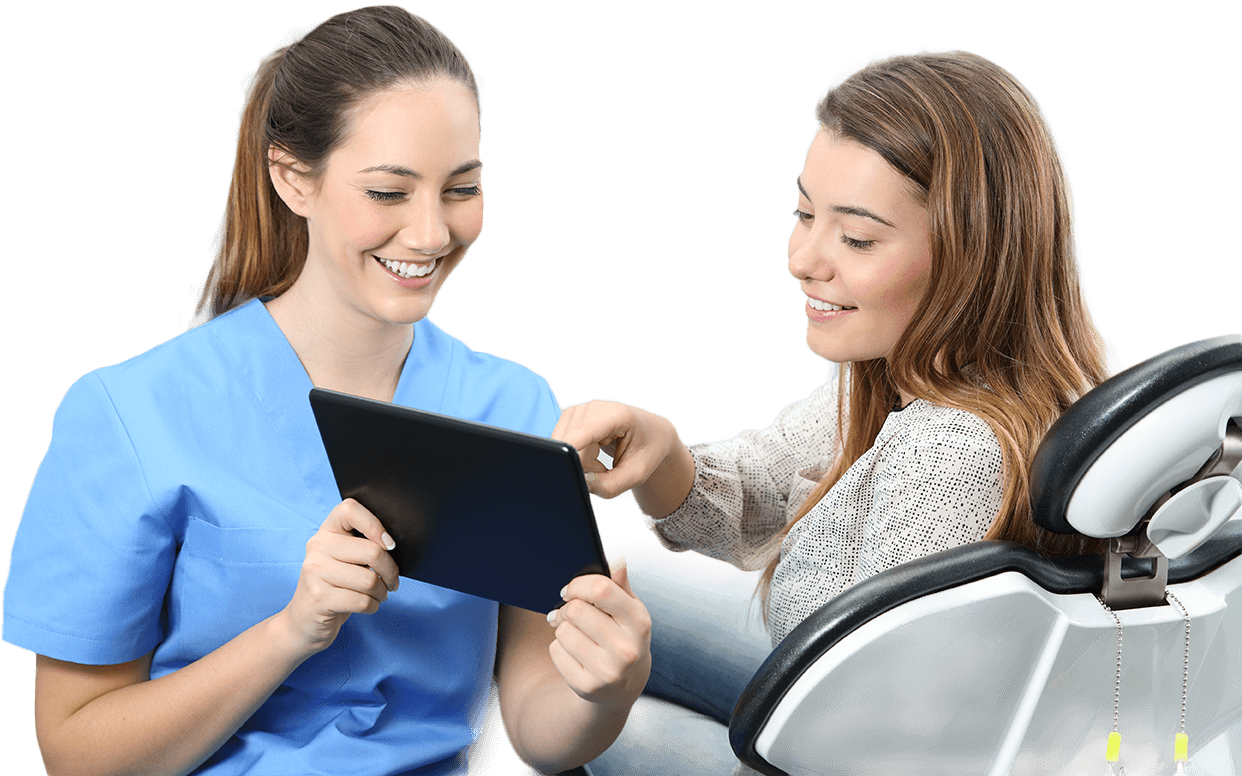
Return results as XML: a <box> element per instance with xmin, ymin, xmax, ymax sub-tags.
<box><xmin>267</xmin><ymin>146</ymin><xmax>313</xmax><ymax>218</ymax></box>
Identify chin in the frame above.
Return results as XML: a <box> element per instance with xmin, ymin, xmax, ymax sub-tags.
<box><xmin>805</xmin><ymin>331</ymin><xmax>889</xmax><ymax>364</ymax></box>
<box><xmin>370</xmin><ymin>295</ymin><xmax>437</xmax><ymax>327</ymax></box>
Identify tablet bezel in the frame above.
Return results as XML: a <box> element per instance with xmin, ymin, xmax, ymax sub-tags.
<box><xmin>309</xmin><ymin>387</ymin><xmax>609</xmax><ymax>614</ymax></box>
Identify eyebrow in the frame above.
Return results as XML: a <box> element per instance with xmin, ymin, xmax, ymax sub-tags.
<box><xmin>359</xmin><ymin>160</ymin><xmax>483</xmax><ymax>179</ymax></box>
<box><xmin>797</xmin><ymin>177</ymin><xmax>896</xmax><ymax>229</ymax></box>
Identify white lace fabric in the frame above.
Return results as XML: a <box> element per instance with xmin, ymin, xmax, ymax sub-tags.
<box><xmin>651</xmin><ymin>381</ymin><xmax>1004</xmax><ymax>645</ymax></box>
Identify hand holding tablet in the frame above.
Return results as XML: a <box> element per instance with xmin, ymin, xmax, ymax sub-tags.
<box><xmin>310</xmin><ymin>388</ymin><xmax>610</xmax><ymax>614</ymax></box>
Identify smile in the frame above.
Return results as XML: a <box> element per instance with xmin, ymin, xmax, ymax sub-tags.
<box><xmin>376</xmin><ymin>256</ymin><xmax>438</xmax><ymax>279</ymax></box>
<box><xmin>807</xmin><ymin>297</ymin><xmax>856</xmax><ymax>312</ymax></box>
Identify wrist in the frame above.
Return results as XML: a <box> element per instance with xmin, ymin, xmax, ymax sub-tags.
<box><xmin>264</xmin><ymin>608</ymin><xmax>331</xmax><ymax>666</ymax></box>
<box><xmin>635</xmin><ymin>427</ymin><xmax>695</xmax><ymax>519</ymax></box>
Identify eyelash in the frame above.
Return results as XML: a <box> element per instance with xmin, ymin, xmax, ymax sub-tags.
<box><xmin>793</xmin><ymin>209</ymin><xmax>876</xmax><ymax>250</ymax></box>
<box><xmin>365</xmin><ymin>186</ymin><xmax>482</xmax><ymax>203</ymax></box>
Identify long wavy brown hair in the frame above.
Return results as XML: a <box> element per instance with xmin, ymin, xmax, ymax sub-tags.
<box><xmin>196</xmin><ymin>6</ymin><xmax>478</xmax><ymax>320</ymax></box>
<box><xmin>759</xmin><ymin>52</ymin><xmax>1109</xmax><ymax>610</ymax></box>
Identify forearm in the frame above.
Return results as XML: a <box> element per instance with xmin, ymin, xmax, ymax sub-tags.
<box><xmin>38</xmin><ymin>613</ymin><xmax>311</xmax><ymax>776</ymax></box>
<box><xmin>505</xmin><ymin>671</ymin><xmax>632</xmax><ymax>772</ymax></box>
<box><xmin>631</xmin><ymin>419</ymin><xmax>696</xmax><ymax>519</ymax></box>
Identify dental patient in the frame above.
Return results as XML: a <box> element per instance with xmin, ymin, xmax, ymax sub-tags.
<box><xmin>553</xmin><ymin>49</ymin><xmax>1117</xmax><ymax>774</ymax></box>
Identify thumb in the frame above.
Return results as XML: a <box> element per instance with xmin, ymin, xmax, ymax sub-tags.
<box><xmin>609</xmin><ymin>556</ymin><xmax>634</xmax><ymax>597</ymax></box>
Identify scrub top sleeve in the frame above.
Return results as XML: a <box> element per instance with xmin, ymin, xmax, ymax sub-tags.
<box><xmin>528</xmin><ymin>378</ymin><xmax>561</xmax><ymax>437</ymax></box>
<box><xmin>4</xmin><ymin>372</ymin><xmax>175</xmax><ymax>665</ymax></box>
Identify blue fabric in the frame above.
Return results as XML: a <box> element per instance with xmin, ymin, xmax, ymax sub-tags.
<box><xmin>4</xmin><ymin>298</ymin><xmax>560</xmax><ymax>776</ymax></box>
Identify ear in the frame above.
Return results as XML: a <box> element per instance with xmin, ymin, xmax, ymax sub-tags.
<box><xmin>267</xmin><ymin>146</ymin><xmax>315</xmax><ymax>218</ymax></box>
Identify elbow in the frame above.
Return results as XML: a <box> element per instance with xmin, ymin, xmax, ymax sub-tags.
<box><xmin>37</xmin><ymin>725</ymin><xmax>144</xmax><ymax>776</ymax></box>
<box><xmin>36</xmin><ymin>724</ymin><xmax>73</xmax><ymax>776</ymax></box>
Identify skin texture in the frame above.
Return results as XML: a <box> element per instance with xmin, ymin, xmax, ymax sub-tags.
<box><xmin>554</xmin><ymin>130</ymin><xmax>932</xmax><ymax>510</ymax></box>
<box><xmin>265</xmin><ymin>81</ymin><xmax>485</xmax><ymax>404</ymax></box>
<box><xmin>33</xmin><ymin>80</ymin><xmax>650</xmax><ymax>776</ymax></box>
<box><xmin>789</xmin><ymin>130</ymin><xmax>932</xmax><ymax>372</ymax></box>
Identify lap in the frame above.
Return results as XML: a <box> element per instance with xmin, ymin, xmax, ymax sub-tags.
<box><xmin>586</xmin><ymin>695</ymin><xmax>739</xmax><ymax>776</ymax></box>
<box><xmin>588</xmin><ymin>569</ymin><xmax>771</xmax><ymax>776</ymax></box>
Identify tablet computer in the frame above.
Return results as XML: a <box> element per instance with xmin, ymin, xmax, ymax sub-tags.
<box><xmin>309</xmin><ymin>387</ymin><xmax>609</xmax><ymax>614</ymax></box>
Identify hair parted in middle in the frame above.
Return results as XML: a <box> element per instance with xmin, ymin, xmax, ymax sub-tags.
<box><xmin>198</xmin><ymin>5</ymin><xmax>478</xmax><ymax>320</ymax></box>
<box><xmin>760</xmin><ymin>51</ymin><xmax>1109</xmax><ymax>613</ymax></box>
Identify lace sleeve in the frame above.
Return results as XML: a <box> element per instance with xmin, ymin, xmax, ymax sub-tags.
<box><xmin>650</xmin><ymin>381</ymin><xmax>840</xmax><ymax>570</ymax></box>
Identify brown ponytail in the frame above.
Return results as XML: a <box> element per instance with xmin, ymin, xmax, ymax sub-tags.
<box><xmin>197</xmin><ymin>49</ymin><xmax>307</xmax><ymax>319</ymax></box>
<box><xmin>196</xmin><ymin>6</ymin><xmax>478</xmax><ymax>319</ymax></box>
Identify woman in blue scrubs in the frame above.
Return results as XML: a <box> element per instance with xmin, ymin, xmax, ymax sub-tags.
<box><xmin>3</xmin><ymin>7</ymin><xmax>649</xmax><ymax>775</ymax></box>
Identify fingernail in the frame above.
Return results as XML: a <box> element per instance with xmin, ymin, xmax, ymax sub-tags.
<box><xmin>560</xmin><ymin>585</ymin><xmax>568</xmax><ymax>600</ymax></box>
<box><xmin>381</xmin><ymin>533</ymin><xmax>396</xmax><ymax>551</ymax></box>
<box><xmin>608</xmin><ymin>556</ymin><xmax>628</xmax><ymax>574</ymax></box>
<box><xmin>546</xmin><ymin>609</ymin><xmax>557</xmax><ymax>625</ymax></box>
<box><xmin>584</xmin><ymin>472</ymin><xmax>597</xmax><ymax>485</ymax></box>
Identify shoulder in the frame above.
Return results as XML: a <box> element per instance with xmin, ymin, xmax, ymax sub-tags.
<box><xmin>422</xmin><ymin>317</ymin><xmax>548</xmax><ymax>384</ymax></box>
<box><xmin>901</xmin><ymin>401</ymin><xmax>998</xmax><ymax>443</ymax></box>
<box><xmin>773</xmin><ymin>379</ymin><xmax>840</xmax><ymax>433</ymax></box>
<box><xmin>884</xmin><ymin>401</ymin><xmax>1003</xmax><ymax>474</ymax></box>
<box><xmin>57</xmin><ymin>315</ymin><xmax>218</xmax><ymax>412</ymax></box>
<box><xmin>84</xmin><ymin>302</ymin><xmax>250</xmax><ymax>399</ymax></box>
<box><xmin>418</xmin><ymin>318</ymin><xmax>551</xmax><ymax>391</ymax></box>
<box><xmin>415</xmin><ymin>319</ymin><xmax>560</xmax><ymax>435</ymax></box>
<box><xmin>48</xmin><ymin>302</ymin><xmax>274</xmax><ymax>451</ymax></box>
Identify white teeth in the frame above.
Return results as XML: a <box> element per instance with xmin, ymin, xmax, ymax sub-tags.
<box><xmin>808</xmin><ymin>298</ymin><xmax>850</xmax><ymax>312</ymax></box>
<box><xmin>378</xmin><ymin>257</ymin><xmax>437</xmax><ymax>278</ymax></box>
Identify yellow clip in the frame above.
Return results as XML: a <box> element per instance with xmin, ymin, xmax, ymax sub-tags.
<box><xmin>1106</xmin><ymin>731</ymin><xmax>1121</xmax><ymax>762</ymax></box>
<box><xmin>1174</xmin><ymin>732</ymin><xmax>1188</xmax><ymax>761</ymax></box>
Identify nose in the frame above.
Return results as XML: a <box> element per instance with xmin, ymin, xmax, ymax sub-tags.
<box><xmin>788</xmin><ymin>226</ymin><xmax>832</xmax><ymax>283</ymax></box>
<box><xmin>402</xmin><ymin>194</ymin><xmax>450</xmax><ymax>255</ymax></box>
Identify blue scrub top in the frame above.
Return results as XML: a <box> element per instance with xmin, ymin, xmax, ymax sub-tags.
<box><xmin>4</xmin><ymin>299</ymin><xmax>561</xmax><ymax>775</ymax></box>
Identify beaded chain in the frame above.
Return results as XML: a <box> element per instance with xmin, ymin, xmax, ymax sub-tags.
<box><xmin>1166</xmin><ymin>592</ymin><xmax>1191</xmax><ymax>774</ymax></box>
<box><xmin>1095</xmin><ymin>592</ymin><xmax>1192</xmax><ymax>775</ymax></box>
<box><xmin>1097</xmin><ymin>596</ymin><xmax>1126</xmax><ymax>775</ymax></box>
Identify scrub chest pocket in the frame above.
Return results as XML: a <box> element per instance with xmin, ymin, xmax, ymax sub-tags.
<box><xmin>163</xmin><ymin>517</ymin><xmax>352</xmax><ymax>698</ymax></box>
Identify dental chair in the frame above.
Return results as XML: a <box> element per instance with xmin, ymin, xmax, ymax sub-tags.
<box><xmin>729</xmin><ymin>334</ymin><xmax>1242</xmax><ymax>776</ymax></box>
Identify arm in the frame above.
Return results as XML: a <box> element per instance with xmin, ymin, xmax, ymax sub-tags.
<box><xmin>553</xmin><ymin>401</ymin><xmax>696</xmax><ymax>517</ymax></box>
<box><xmin>37</xmin><ymin>623</ymin><xmax>305</xmax><ymax>776</ymax></box>
<box><xmin>494</xmin><ymin>564</ymin><xmax>651</xmax><ymax>773</ymax></box>
<box><xmin>34</xmin><ymin>500</ymin><xmax>400</xmax><ymax>776</ymax></box>
<box><xmin>555</xmin><ymin>383</ymin><xmax>839</xmax><ymax>569</ymax></box>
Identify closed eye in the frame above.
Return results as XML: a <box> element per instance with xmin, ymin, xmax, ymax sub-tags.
<box><xmin>841</xmin><ymin>234</ymin><xmax>875</xmax><ymax>250</ymax></box>
<box><xmin>366</xmin><ymin>190</ymin><xmax>405</xmax><ymax>203</ymax></box>
<box><xmin>366</xmin><ymin>186</ymin><xmax>480</xmax><ymax>202</ymax></box>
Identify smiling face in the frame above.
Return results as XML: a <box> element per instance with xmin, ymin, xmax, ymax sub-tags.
<box><xmin>272</xmin><ymin>79</ymin><xmax>483</xmax><ymax>327</ymax></box>
<box><xmin>788</xmin><ymin>130</ymin><xmax>933</xmax><ymax>364</ymax></box>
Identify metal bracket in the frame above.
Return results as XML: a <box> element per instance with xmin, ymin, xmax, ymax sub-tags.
<box><xmin>1098</xmin><ymin>419</ymin><xmax>1239</xmax><ymax>610</ymax></box>
<box><xmin>1194</xmin><ymin>417</ymin><xmax>1242</xmax><ymax>480</ymax></box>
<box><xmin>1100</xmin><ymin>531</ymin><xmax>1169</xmax><ymax>610</ymax></box>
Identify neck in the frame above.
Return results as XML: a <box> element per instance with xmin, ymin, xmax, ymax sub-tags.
<box><xmin>264</xmin><ymin>278</ymin><xmax>412</xmax><ymax>404</ymax></box>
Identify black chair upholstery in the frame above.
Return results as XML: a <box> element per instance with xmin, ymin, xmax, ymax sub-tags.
<box><xmin>1032</xmin><ymin>334</ymin><xmax>1242</xmax><ymax>534</ymax></box>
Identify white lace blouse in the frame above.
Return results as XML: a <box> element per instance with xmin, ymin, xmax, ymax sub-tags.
<box><xmin>650</xmin><ymin>380</ymin><xmax>1004</xmax><ymax>645</ymax></box>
